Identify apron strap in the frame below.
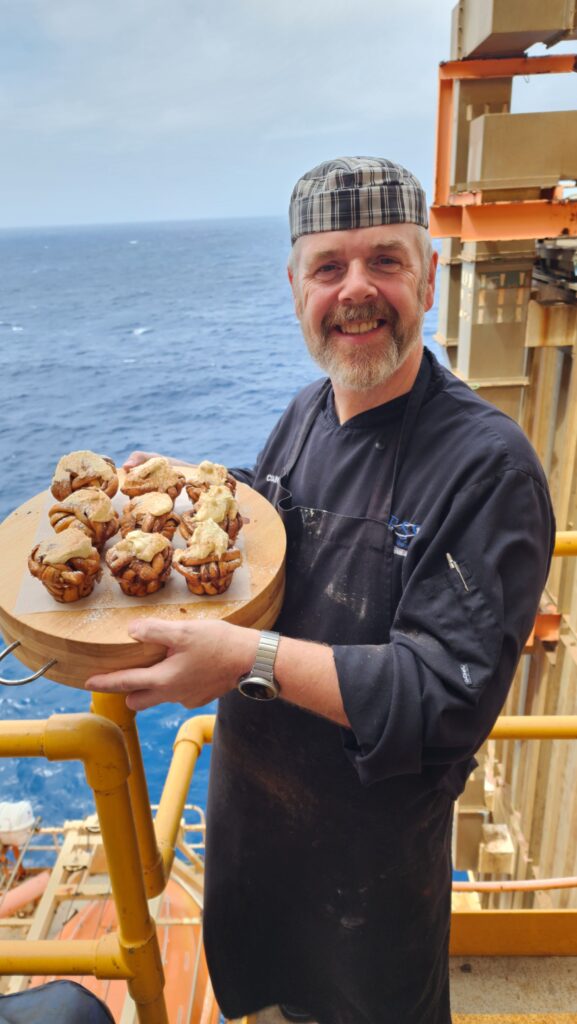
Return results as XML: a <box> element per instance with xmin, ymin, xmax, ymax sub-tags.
<box><xmin>369</xmin><ymin>349</ymin><xmax>433</xmax><ymax>635</ymax></box>
<box><xmin>281</xmin><ymin>378</ymin><xmax>332</xmax><ymax>480</ymax></box>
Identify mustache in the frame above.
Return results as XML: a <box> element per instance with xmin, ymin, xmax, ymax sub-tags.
<box><xmin>322</xmin><ymin>301</ymin><xmax>398</xmax><ymax>334</ymax></box>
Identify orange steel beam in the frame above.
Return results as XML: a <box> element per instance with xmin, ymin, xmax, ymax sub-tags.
<box><xmin>439</xmin><ymin>55</ymin><xmax>577</xmax><ymax>81</ymax></box>
<box><xmin>432</xmin><ymin>53</ymin><xmax>577</xmax><ymax>237</ymax></box>
<box><xmin>430</xmin><ymin>200</ymin><xmax>577</xmax><ymax>241</ymax></box>
<box><xmin>524</xmin><ymin>611</ymin><xmax>562</xmax><ymax>650</ymax></box>
<box><xmin>450</xmin><ymin>908</ymin><xmax>577</xmax><ymax>956</ymax></box>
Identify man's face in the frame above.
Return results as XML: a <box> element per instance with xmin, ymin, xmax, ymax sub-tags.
<box><xmin>289</xmin><ymin>223</ymin><xmax>437</xmax><ymax>392</ymax></box>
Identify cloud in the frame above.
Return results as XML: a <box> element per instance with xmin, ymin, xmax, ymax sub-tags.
<box><xmin>0</xmin><ymin>0</ymin><xmax>574</xmax><ymax>225</ymax></box>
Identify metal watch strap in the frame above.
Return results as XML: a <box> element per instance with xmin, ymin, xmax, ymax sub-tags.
<box><xmin>237</xmin><ymin>630</ymin><xmax>280</xmax><ymax>701</ymax></box>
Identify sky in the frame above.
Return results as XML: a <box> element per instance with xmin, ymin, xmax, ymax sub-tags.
<box><xmin>1</xmin><ymin>0</ymin><xmax>576</xmax><ymax>228</ymax></box>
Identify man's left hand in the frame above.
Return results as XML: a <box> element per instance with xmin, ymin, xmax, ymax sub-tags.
<box><xmin>84</xmin><ymin>618</ymin><xmax>259</xmax><ymax>711</ymax></box>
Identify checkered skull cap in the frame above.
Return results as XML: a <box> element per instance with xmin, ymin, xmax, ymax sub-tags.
<box><xmin>289</xmin><ymin>156</ymin><xmax>428</xmax><ymax>244</ymax></box>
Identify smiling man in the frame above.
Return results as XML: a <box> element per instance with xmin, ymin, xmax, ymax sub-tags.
<box><xmin>86</xmin><ymin>158</ymin><xmax>555</xmax><ymax>1024</ymax></box>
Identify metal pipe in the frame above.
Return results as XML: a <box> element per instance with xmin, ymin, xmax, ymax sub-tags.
<box><xmin>554</xmin><ymin>531</ymin><xmax>577</xmax><ymax>556</ymax></box>
<box><xmin>154</xmin><ymin>715</ymin><xmax>215</xmax><ymax>876</ymax></box>
<box><xmin>490</xmin><ymin>715</ymin><xmax>577</xmax><ymax>739</ymax></box>
<box><xmin>90</xmin><ymin>692</ymin><xmax>165</xmax><ymax>898</ymax></box>
<box><xmin>454</xmin><ymin>876</ymin><xmax>577</xmax><ymax>894</ymax></box>
<box><xmin>0</xmin><ymin>936</ymin><xmax>128</xmax><ymax>978</ymax></box>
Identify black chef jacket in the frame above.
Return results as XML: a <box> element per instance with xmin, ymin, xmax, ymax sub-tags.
<box><xmin>203</xmin><ymin>348</ymin><xmax>555</xmax><ymax>1024</ymax></box>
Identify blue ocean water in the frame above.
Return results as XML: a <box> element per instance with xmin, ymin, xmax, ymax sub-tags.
<box><xmin>0</xmin><ymin>218</ymin><xmax>443</xmax><ymax>826</ymax></box>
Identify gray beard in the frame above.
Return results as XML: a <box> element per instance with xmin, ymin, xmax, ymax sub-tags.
<box><xmin>303</xmin><ymin>302</ymin><xmax>424</xmax><ymax>392</ymax></box>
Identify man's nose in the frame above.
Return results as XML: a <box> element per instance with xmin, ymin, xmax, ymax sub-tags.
<box><xmin>338</xmin><ymin>261</ymin><xmax>378</xmax><ymax>303</ymax></box>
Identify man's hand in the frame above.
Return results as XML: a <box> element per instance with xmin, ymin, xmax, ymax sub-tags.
<box><xmin>85</xmin><ymin>618</ymin><xmax>259</xmax><ymax>711</ymax></box>
<box><xmin>123</xmin><ymin>451</ymin><xmax>195</xmax><ymax>470</ymax></box>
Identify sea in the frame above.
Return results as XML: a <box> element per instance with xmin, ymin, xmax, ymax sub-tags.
<box><xmin>0</xmin><ymin>217</ymin><xmax>444</xmax><ymax>829</ymax></box>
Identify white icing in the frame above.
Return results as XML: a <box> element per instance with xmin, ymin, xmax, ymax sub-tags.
<box><xmin>53</xmin><ymin>450</ymin><xmax>114</xmax><ymax>483</ymax></box>
<box><xmin>125</xmin><ymin>457</ymin><xmax>180</xmax><ymax>490</ymax></box>
<box><xmin>114</xmin><ymin>530</ymin><xmax>169</xmax><ymax>562</ymax></box>
<box><xmin>194</xmin><ymin>460</ymin><xmax>228</xmax><ymax>485</ymax></box>
<box><xmin>193</xmin><ymin>485</ymin><xmax>238</xmax><ymax>523</ymax></box>
<box><xmin>61</xmin><ymin>488</ymin><xmax>115</xmax><ymax>523</ymax></box>
<box><xmin>132</xmin><ymin>492</ymin><xmax>173</xmax><ymax>516</ymax></box>
<box><xmin>185</xmin><ymin>519</ymin><xmax>229</xmax><ymax>560</ymax></box>
<box><xmin>38</xmin><ymin>528</ymin><xmax>96</xmax><ymax>564</ymax></box>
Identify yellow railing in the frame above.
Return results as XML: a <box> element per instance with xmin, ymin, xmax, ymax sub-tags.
<box><xmin>0</xmin><ymin>704</ymin><xmax>216</xmax><ymax>1024</ymax></box>
<box><xmin>553</xmin><ymin>531</ymin><xmax>577</xmax><ymax>556</ymax></box>
<box><xmin>1</xmin><ymin>524</ymin><xmax>577</xmax><ymax>1012</ymax></box>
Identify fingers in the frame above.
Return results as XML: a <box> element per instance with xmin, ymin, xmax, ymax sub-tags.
<box><xmin>128</xmin><ymin>617</ymin><xmax>186</xmax><ymax>645</ymax></box>
<box><xmin>125</xmin><ymin>689</ymin><xmax>162</xmax><ymax>712</ymax></box>
<box><xmin>123</xmin><ymin>451</ymin><xmax>162</xmax><ymax>470</ymax></box>
<box><xmin>85</xmin><ymin>666</ymin><xmax>162</xmax><ymax>693</ymax></box>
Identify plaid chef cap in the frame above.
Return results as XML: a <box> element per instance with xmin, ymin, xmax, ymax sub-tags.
<box><xmin>289</xmin><ymin>156</ymin><xmax>428</xmax><ymax>244</ymax></box>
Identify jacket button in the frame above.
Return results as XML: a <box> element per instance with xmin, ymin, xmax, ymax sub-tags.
<box><xmin>375</xmin><ymin>439</ymin><xmax>386</xmax><ymax>450</ymax></box>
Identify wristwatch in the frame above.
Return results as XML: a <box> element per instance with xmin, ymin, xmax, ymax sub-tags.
<box><xmin>237</xmin><ymin>630</ymin><xmax>281</xmax><ymax>701</ymax></box>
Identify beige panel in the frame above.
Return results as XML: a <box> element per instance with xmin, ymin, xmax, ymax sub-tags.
<box><xmin>438</xmin><ymin>262</ymin><xmax>462</xmax><ymax>347</ymax></box>
<box><xmin>440</xmin><ymin>236</ymin><xmax>462</xmax><ymax>263</ymax></box>
<box><xmin>451</xmin><ymin>78</ymin><xmax>512</xmax><ymax>191</ymax></box>
<box><xmin>461</xmin><ymin>239</ymin><xmax>535</xmax><ymax>262</ymax></box>
<box><xmin>458</xmin><ymin>323</ymin><xmax>528</xmax><ymax>379</ymax></box>
<box><xmin>458</xmin><ymin>0</ymin><xmax>575</xmax><ymax>59</ymax></box>
<box><xmin>466</xmin><ymin>111</ymin><xmax>577</xmax><ymax>191</ymax></box>
<box><xmin>458</xmin><ymin>257</ymin><xmax>533</xmax><ymax>379</ymax></box>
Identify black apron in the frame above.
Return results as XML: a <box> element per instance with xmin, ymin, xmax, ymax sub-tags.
<box><xmin>204</xmin><ymin>355</ymin><xmax>453</xmax><ymax>1024</ymax></box>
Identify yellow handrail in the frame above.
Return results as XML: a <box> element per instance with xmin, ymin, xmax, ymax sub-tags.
<box><xmin>490</xmin><ymin>715</ymin><xmax>577</xmax><ymax>739</ymax></box>
<box><xmin>91</xmin><ymin>691</ymin><xmax>166</xmax><ymax>898</ymax></box>
<box><xmin>0</xmin><ymin>713</ymin><xmax>168</xmax><ymax>1024</ymax></box>
<box><xmin>0</xmin><ymin>699</ymin><xmax>576</xmax><ymax>1011</ymax></box>
<box><xmin>155</xmin><ymin>715</ymin><xmax>215</xmax><ymax>877</ymax></box>
<box><xmin>553</xmin><ymin>530</ymin><xmax>577</xmax><ymax>556</ymax></box>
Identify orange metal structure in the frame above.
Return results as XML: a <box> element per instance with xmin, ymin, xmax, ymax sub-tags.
<box><xmin>431</xmin><ymin>54</ymin><xmax>577</xmax><ymax>241</ymax></box>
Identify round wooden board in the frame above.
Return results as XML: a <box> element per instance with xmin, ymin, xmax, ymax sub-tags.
<box><xmin>0</xmin><ymin>471</ymin><xmax>286</xmax><ymax>688</ymax></box>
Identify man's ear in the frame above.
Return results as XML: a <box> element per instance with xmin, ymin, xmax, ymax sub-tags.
<box><xmin>423</xmin><ymin>249</ymin><xmax>438</xmax><ymax>313</ymax></box>
<box><xmin>287</xmin><ymin>263</ymin><xmax>302</xmax><ymax>318</ymax></box>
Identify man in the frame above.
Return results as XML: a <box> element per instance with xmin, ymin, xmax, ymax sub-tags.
<box><xmin>87</xmin><ymin>158</ymin><xmax>555</xmax><ymax>1024</ymax></box>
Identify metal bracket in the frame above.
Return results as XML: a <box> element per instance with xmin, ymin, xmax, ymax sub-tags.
<box><xmin>0</xmin><ymin>641</ymin><xmax>57</xmax><ymax>685</ymax></box>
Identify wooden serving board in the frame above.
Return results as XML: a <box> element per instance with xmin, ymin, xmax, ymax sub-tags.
<box><xmin>0</xmin><ymin>471</ymin><xmax>286</xmax><ymax>688</ymax></box>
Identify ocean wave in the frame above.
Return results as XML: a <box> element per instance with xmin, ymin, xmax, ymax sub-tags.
<box><xmin>131</xmin><ymin>326</ymin><xmax>152</xmax><ymax>336</ymax></box>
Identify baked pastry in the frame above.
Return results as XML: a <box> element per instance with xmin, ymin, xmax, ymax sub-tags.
<box><xmin>121</xmin><ymin>457</ymin><xmax>185</xmax><ymax>501</ymax></box>
<box><xmin>120</xmin><ymin>492</ymin><xmax>180</xmax><ymax>540</ymax></box>
<box><xmin>180</xmin><ymin>485</ymin><xmax>243</xmax><ymax>544</ymax></box>
<box><xmin>185</xmin><ymin>460</ymin><xmax>237</xmax><ymax>504</ymax></box>
<box><xmin>28</xmin><ymin>528</ymin><xmax>102</xmax><ymax>603</ymax></box>
<box><xmin>49</xmin><ymin>488</ymin><xmax>120</xmax><ymax>550</ymax></box>
<box><xmin>51</xmin><ymin>450</ymin><xmax>118</xmax><ymax>501</ymax></box>
<box><xmin>105</xmin><ymin>530</ymin><xmax>173</xmax><ymax>597</ymax></box>
<box><xmin>173</xmin><ymin>520</ymin><xmax>242</xmax><ymax>596</ymax></box>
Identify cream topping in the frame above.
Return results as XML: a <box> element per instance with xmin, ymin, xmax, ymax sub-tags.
<box><xmin>37</xmin><ymin>528</ymin><xmax>96</xmax><ymax>565</ymax></box>
<box><xmin>53</xmin><ymin>450</ymin><xmax>114</xmax><ymax>483</ymax></box>
<box><xmin>193</xmin><ymin>460</ymin><xmax>228</xmax><ymax>485</ymax></box>
<box><xmin>114</xmin><ymin>530</ymin><xmax>169</xmax><ymax>562</ymax></box>
<box><xmin>184</xmin><ymin>519</ymin><xmax>230</xmax><ymax>561</ymax></box>
<box><xmin>193</xmin><ymin>485</ymin><xmax>238</xmax><ymax>523</ymax></box>
<box><xmin>132</xmin><ymin>492</ymin><xmax>173</xmax><ymax>516</ymax></box>
<box><xmin>61</xmin><ymin>488</ymin><xmax>115</xmax><ymax>522</ymax></box>
<box><xmin>124</xmin><ymin>456</ymin><xmax>180</xmax><ymax>491</ymax></box>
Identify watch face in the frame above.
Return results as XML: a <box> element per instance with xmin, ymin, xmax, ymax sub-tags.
<box><xmin>238</xmin><ymin>675</ymin><xmax>279</xmax><ymax>701</ymax></box>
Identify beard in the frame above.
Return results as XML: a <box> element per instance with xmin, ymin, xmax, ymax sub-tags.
<box><xmin>302</xmin><ymin>297</ymin><xmax>425</xmax><ymax>392</ymax></box>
